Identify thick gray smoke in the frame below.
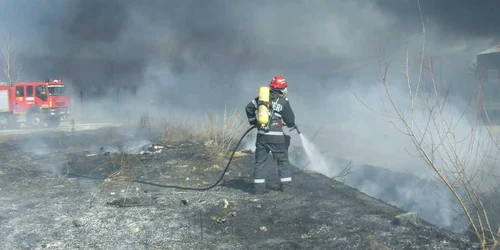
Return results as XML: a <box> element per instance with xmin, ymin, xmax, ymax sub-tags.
<box><xmin>0</xmin><ymin>0</ymin><xmax>497</xmax><ymax>99</ymax></box>
<box><xmin>375</xmin><ymin>0</ymin><xmax>500</xmax><ymax>37</ymax></box>
<box><xmin>1</xmin><ymin>0</ymin><xmax>499</xmax><ymax>233</ymax></box>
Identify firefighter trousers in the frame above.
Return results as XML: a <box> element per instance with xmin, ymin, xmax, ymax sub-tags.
<box><xmin>253</xmin><ymin>137</ymin><xmax>292</xmax><ymax>187</ymax></box>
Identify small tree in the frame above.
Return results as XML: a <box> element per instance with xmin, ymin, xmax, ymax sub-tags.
<box><xmin>372</xmin><ymin>1</ymin><xmax>499</xmax><ymax>249</ymax></box>
<box><xmin>0</xmin><ymin>35</ymin><xmax>22</xmax><ymax>83</ymax></box>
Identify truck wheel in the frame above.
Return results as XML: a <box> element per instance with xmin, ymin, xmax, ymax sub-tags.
<box><xmin>27</xmin><ymin>113</ymin><xmax>43</xmax><ymax>128</ymax></box>
<box><xmin>47</xmin><ymin>117</ymin><xmax>61</xmax><ymax>128</ymax></box>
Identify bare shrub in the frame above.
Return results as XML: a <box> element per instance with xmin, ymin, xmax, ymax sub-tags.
<box><xmin>371</xmin><ymin>2</ymin><xmax>500</xmax><ymax>249</ymax></box>
<box><xmin>99</xmin><ymin>154</ymin><xmax>137</xmax><ymax>192</ymax></box>
<box><xmin>107</xmin><ymin>154</ymin><xmax>138</xmax><ymax>183</ymax></box>
<box><xmin>199</xmin><ymin>107</ymin><xmax>247</xmax><ymax>159</ymax></box>
<box><xmin>99</xmin><ymin>152</ymin><xmax>149</xmax><ymax>193</ymax></box>
<box><xmin>0</xmin><ymin>35</ymin><xmax>23</xmax><ymax>83</ymax></box>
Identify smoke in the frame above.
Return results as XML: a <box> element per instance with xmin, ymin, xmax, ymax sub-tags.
<box><xmin>374</xmin><ymin>0</ymin><xmax>500</xmax><ymax>38</ymax></box>
<box><xmin>1</xmin><ymin>0</ymin><xmax>499</xmax><ymax>233</ymax></box>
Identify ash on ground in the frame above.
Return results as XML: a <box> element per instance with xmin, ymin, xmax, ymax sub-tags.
<box><xmin>0</xmin><ymin>126</ymin><xmax>477</xmax><ymax>250</ymax></box>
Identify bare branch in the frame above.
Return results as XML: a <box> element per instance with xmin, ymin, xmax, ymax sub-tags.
<box><xmin>0</xmin><ymin>35</ymin><xmax>23</xmax><ymax>83</ymax></box>
<box><xmin>331</xmin><ymin>160</ymin><xmax>353</xmax><ymax>179</ymax></box>
<box><xmin>349</xmin><ymin>2</ymin><xmax>500</xmax><ymax>247</ymax></box>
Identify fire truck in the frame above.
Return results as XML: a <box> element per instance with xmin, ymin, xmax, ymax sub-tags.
<box><xmin>0</xmin><ymin>78</ymin><xmax>70</xmax><ymax>129</ymax></box>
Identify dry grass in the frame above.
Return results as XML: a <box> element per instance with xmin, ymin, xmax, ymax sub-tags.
<box><xmin>199</xmin><ymin>107</ymin><xmax>247</xmax><ymax>159</ymax></box>
<box><xmin>134</xmin><ymin>112</ymin><xmax>197</xmax><ymax>143</ymax></box>
<box><xmin>161</xmin><ymin>121</ymin><xmax>197</xmax><ymax>143</ymax></box>
<box><xmin>112</xmin><ymin>107</ymin><xmax>246</xmax><ymax>168</ymax></box>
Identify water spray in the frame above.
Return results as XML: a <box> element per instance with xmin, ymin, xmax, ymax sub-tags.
<box><xmin>291</xmin><ymin>124</ymin><xmax>340</xmax><ymax>177</ymax></box>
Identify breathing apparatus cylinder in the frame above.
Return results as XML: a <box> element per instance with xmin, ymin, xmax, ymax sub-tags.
<box><xmin>257</xmin><ymin>86</ymin><xmax>270</xmax><ymax>129</ymax></box>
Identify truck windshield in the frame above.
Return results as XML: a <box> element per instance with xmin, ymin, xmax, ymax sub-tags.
<box><xmin>47</xmin><ymin>85</ymin><xmax>66</xmax><ymax>96</ymax></box>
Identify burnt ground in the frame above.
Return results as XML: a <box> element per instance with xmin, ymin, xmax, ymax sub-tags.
<box><xmin>0</xmin><ymin>125</ymin><xmax>479</xmax><ymax>249</ymax></box>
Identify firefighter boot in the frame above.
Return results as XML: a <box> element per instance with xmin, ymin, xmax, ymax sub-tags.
<box><xmin>280</xmin><ymin>182</ymin><xmax>292</xmax><ymax>193</ymax></box>
<box><xmin>253</xmin><ymin>183</ymin><xmax>268</xmax><ymax>195</ymax></box>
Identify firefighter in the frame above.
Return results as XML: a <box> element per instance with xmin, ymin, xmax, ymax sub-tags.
<box><xmin>245</xmin><ymin>75</ymin><xmax>296</xmax><ymax>194</ymax></box>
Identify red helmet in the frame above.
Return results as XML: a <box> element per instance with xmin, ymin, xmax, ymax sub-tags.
<box><xmin>269</xmin><ymin>75</ymin><xmax>287</xmax><ymax>89</ymax></box>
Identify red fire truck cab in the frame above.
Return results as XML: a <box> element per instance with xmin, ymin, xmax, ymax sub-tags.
<box><xmin>0</xmin><ymin>78</ymin><xmax>70</xmax><ymax>128</ymax></box>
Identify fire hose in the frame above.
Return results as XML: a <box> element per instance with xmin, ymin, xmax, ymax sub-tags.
<box><xmin>127</xmin><ymin>125</ymin><xmax>257</xmax><ymax>190</ymax></box>
<box><xmin>13</xmin><ymin>124</ymin><xmax>299</xmax><ymax>191</ymax></box>
<box><xmin>53</xmin><ymin>125</ymin><xmax>256</xmax><ymax>191</ymax></box>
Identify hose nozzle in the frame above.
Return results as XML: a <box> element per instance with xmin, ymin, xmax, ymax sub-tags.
<box><xmin>290</xmin><ymin>125</ymin><xmax>301</xmax><ymax>134</ymax></box>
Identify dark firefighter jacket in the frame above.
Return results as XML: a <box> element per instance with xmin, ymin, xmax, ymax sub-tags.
<box><xmin>245</xmin><ymin>88</ymin><xmax>296</xmax><ymax>144</ymax></box>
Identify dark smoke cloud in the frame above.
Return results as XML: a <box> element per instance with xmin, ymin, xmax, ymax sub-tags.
<box><xmin>64</xmin><ymin>0</ymin><xmax>128</xmax><ymax>43</ymax></box>
<box><xmin>1</xmin><ymin>0</ymin><xmax>496</xmax><ymax>98</ymax></box>
<box><xmin>0</xmin><ymin>1</ymin><xmax>393</xmax><ymax>88</ymax></box>
<box><xmin>374</xmin><ymin>0</ymin><xmax>500</xmax><ymax>38</ymax></box>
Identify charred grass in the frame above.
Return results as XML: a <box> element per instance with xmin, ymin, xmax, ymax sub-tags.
<box><xmin>64</xmin><ymin>109</ymin><xmax>248</xmax><ymax>196</ymax></box>
<box><xmin>0</xmin><ymin>111</ymin><xmax>480</xmax><ymax>249</ymax></box>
